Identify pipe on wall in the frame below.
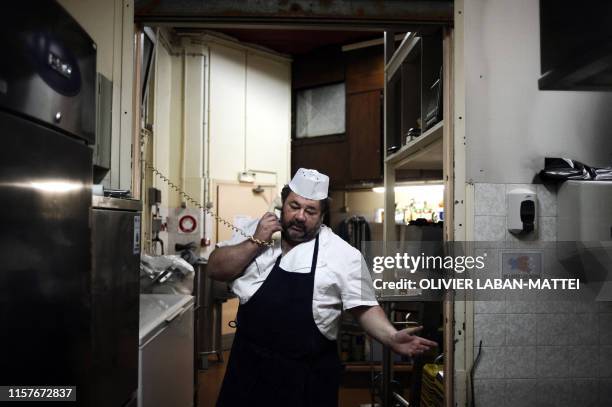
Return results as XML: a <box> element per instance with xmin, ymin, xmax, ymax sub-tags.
<box><xmin>132</xmin><ymin>25</ymin><xmax>143</xmax><ymax>200</ymax></box>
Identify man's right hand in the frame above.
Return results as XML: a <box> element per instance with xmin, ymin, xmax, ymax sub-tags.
<box><xmin>253</xmin><ymin>212</ymin><xmax>282</xmax><ymax>243</ymax></box>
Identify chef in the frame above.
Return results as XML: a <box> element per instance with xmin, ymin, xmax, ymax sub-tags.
<box><xmin>208</xmin><ymin>168</ymin><xmax>437</xmax><ymax>406</ymax></box>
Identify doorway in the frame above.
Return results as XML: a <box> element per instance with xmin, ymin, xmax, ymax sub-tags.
<box><xmin>136</xmin><ymin>7</ymin><xmax>454</xmax><ymax>406</ymax></box>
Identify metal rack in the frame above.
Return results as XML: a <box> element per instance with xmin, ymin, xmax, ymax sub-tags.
<box><xmin>381</xmin><ymin>25</ymin><xmax>454</xmax><ymax>407</ymax></box>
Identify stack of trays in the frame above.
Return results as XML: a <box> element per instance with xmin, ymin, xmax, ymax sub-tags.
<box><xmin>420</xmin><ymin>363</ymin><xmax>444</xmax><ymax>407</ymax></box>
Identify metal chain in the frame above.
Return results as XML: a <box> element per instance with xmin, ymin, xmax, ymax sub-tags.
<box><xmin>143</xmin><ymin>161</ymin><xmax>274</xmax><ymax>248</ymax></box>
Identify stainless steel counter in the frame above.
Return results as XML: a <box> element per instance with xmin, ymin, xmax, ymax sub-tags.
<box><xmin>92</xmin><ymin>195</ymin><xmax>142</xmax><ymax>211</ymax></box>
<box><xmin>138</xmin><ymin>294</ymin><xmax>194</xmax><ymax>407</ymax></box>
<box><xmin>139</xmin><ymin>294</ymin><xmax>194</xmax><ymax>345</ymax></box>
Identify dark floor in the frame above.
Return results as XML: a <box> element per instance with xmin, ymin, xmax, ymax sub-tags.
<box><xmin>197</xmin><ymin>352</ymin><xmax>229</xmax><ymax>407</ymax></box>
<box><xmin>196</xmin><ymin>352</ymin><xmax>411</xmax><ymax>407</ymax></box>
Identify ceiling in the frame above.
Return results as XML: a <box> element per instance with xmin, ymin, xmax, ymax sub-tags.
<box><xmin>147</xmin><ymin>0</ymin><xmax>453</xmax><ymax>56</ymax></box>
<box><xmin>135</xmin><ymin>0</ymin><xmax>454</xmax><ymax>28</ymax></box>
<box><xmin>176</xmin><ymin>28</ymin><xmax>384</xmax><ymax>56</ymax></box>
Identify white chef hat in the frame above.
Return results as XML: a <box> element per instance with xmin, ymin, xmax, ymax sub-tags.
<box><xmin>288</xmin><ymin>168</ymin><xmax>329</xmax><ymax>200</ymax></box>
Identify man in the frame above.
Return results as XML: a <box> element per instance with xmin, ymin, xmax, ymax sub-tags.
<box><xmin>208</xmin><ymin>168</ymin><xmax>437</xmax><ymax>406</ymax></box>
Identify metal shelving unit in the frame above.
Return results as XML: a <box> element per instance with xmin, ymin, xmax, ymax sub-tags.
<box><xmin>383</xmin><ymin>30</ymin><xmax>444</xmax><ymax>234</ymax></box>
<box><xmin>380</xmin><ymin>26</ymin><xmax>449</xmax><ymax>407</ymax></box>
<box><xmin>386</xmin><ymin>120</ymin><xmax>444</xmax><ymax>170</ymax></box>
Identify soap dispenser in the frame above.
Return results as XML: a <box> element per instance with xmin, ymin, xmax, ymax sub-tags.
<box><xmin>507</xmin><ymin>188</ymin><xmax>537</xmax><ymax>234</ymax></box>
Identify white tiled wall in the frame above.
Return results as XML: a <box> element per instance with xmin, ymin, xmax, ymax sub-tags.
<box><xmin>474</xmin><ymin>183</ymin><xmax>557</xmax><ymax>243</ymax></box>
<box><xmin>471</xmin><ymin>183</ymin><xmax>612</xmax><ymax>407</ymax></box>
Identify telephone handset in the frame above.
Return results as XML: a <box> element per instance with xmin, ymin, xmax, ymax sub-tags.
<box><xmin>269</xmin><ymin>198</ymin><xmax>282</xmax><ymax>241</ymax></box>
<box><xmin>145</xmin><ymin>162</ymin><xmax>275</xmax><ymax>248</ymax></box>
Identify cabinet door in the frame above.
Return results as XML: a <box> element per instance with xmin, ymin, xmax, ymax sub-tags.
<box><xmin>348</xmin><ymin>90</ymin><xmax>382</xmax><ymax>181</ymax></box>
<box><xmin>139</xmin><ymin>305</ymin><xmax>194</xmax><ymax>407</ymax></box>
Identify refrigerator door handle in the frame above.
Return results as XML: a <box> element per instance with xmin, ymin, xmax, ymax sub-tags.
<box><xmin>165</xmin><ymin>306</ymin><xmax>188</xmax><ymax>323</ymax></box>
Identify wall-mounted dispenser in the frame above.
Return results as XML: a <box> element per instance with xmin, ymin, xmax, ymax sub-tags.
<box><xmin>507</xmin><ymin>188</ymin><xmax>537</xmax><ymax>234</ymax></box>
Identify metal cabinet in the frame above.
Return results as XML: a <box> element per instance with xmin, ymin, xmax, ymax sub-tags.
<box><xmin>139</xmin><ymin>295</ymin><xmax>194</xmax><ymax>407</ymax></box>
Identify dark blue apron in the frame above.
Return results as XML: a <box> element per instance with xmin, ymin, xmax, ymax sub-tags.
<box><xmin>217</xmin><ymin>235</ymin><xmax>341</xmax><ymax>406</ymax></box>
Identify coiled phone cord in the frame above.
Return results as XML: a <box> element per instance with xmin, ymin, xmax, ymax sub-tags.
<box><xmin>144</xmin><ymin>161</ymin><xmax>275</xmax><ymax>248</ymax></box>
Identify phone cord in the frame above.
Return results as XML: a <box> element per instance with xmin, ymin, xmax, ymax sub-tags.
<box><xmin>144</xmin><ymin>161</ymin><xmax>274</xmax><ymax>248</ymax></box>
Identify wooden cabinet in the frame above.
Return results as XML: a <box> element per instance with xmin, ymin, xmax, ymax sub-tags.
<box><xmin>292</xmin><ymin>46</ymin><xmax>385</xmax><ymax>187</ymax></box>
<box><xmin>347</xmin><ymin>90</ymin><xmax>382</xmax><ymax>181</ymax></box>
<box><xmin>346</xmin><ymin>46</ymin><xmax>384</xmax><ymax>183</ymax></box>
<box><xmin>292</xmin><ymin>48</ymin><xmax>345</xmax><ymax>90</ymax></box>
<box><xmin>346</xmin><ymin>46</ymin><xmax>384</xmax><ymax>94</ymax></box>
<box><xmin>291</xmin><ymin>136</ymin><xmax>350</xmax><ymax>188</ymax></box>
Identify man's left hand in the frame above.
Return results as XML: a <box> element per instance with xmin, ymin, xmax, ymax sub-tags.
<box><xmin>389</xmin><ymin>326</ymin><xmax>438</xmax><ymax>357</ymax></box>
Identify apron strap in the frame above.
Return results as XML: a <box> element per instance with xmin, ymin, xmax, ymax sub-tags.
<box><xmin>310</xmin><ymin>234</ymin><xmax>320</xmax><ymax>275</ymax></box>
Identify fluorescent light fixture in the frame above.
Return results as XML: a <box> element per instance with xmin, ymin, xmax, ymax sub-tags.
<box><xmin>373</xmin><ymin>181</ymin><xmax>444</xmax><ymax>193</ymax></box>
<box><xmin>341</xmin><ymin>33</ymin><xmax>409</xmax><ymax>52</ymax></box>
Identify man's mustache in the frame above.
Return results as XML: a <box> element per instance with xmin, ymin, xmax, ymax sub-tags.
<box><xmin>286</xmin><ymin>220</ymin><xmax>305</xmax><ymax>230</ymax></box>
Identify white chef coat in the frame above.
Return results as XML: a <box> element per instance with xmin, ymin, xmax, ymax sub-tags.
<box><xmin>216</xmin><ymin>220</ymin><xmax>379</xmax><ymax>340</ymax></box>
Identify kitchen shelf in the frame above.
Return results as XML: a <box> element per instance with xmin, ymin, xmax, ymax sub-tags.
<box><xmin>385</xmin><ymin>120</ymin><xmax>443</xmax><ymax>170</ymax></box>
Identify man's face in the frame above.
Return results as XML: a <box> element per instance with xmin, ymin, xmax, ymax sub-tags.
<box><xmin>281</xmin><ymin>191</ymin><xmax>323</xmax><ymax>244</ymax></box>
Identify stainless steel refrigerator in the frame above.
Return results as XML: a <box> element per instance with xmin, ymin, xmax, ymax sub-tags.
<box><xmin>91</xmin><ymin>196</ymin><xmax>142</xmax><ymax>407</ymax></box>
<box><xmin>0</xmin><ymin>2</ymin><xmax>138</xmax><ymax>406</ymax></box>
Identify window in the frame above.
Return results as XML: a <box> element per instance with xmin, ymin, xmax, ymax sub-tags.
<box><xmin>295</xmin><ymin>82</ymin><xmax>345</xmax><ymax>138</ymax></box>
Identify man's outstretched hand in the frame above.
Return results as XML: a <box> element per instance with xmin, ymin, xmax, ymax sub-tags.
<box><xmin>389</xmin><ymin>326</ymin><xmax>438</xmax><ymax>357</ymax></box>
<box><xmin>350</xmin><ymin>306</ymin><xmax>439</xmax><ymax>358</ymax></box>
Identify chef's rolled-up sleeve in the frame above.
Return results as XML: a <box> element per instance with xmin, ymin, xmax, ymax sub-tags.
<box><xmin>215</xmin><ymin>232</ymin><xmax>246</xmax><ymax>248</ymax></box>
<box><xmin>215</xmin><ymin>218</ymin><xmax>258</xmax><ymax>248</ymax></box>
<box><xmin>338</xmin><ymin>248</ymin><xmax>379</xmax><ymax>311</ymax></box>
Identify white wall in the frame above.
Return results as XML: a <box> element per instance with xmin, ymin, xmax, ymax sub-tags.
<box><xmin>182</xmin><ymin>41</ymin><xmax>206</xmax><ymax>205</ymax></box>
<box><xmin>152</xmin><ymin>38</ymin><xmax>179</xmax><ymax>208</ymax></box>
<box><xmin>461</xmin><ymin>1</ymin><xmax>612</xmax><ymax>405</ymax></box>
<box><xmin>464</xmin><ymin>0</ymin><xmax>612</xmax><ymax>184</ymax></box>
<box><xmin>208</xmin><ymin>40</ymin><xmax>292</xmax><ymax>188</ymax></box>
<box><xmin>245</xmin><ymin>53</ymin><xmax>292</xmax><ymax>186</ymax></box>
<box><xmin>151</xmin><ymin>34</ymin><xmax>213</xmax><ymax>252</ymax></box>
<box><xmin>58</xmin><ymin>0</ymin><xmax>115</xmax><ymax>79</ymax></box>
<box><xmin>149</xmin><ymin>34</ymin><xmax>291</xmax><ymax>251</ymax></box>
<box><xmin>57</xmin><ymin>0</ymin><xmax>134</xmax><ymax>190</ymax></box>
<box><xmin>208</xmin><ymin>44</ymin><xmax>247</xmax><ymax>182</ymax></box>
